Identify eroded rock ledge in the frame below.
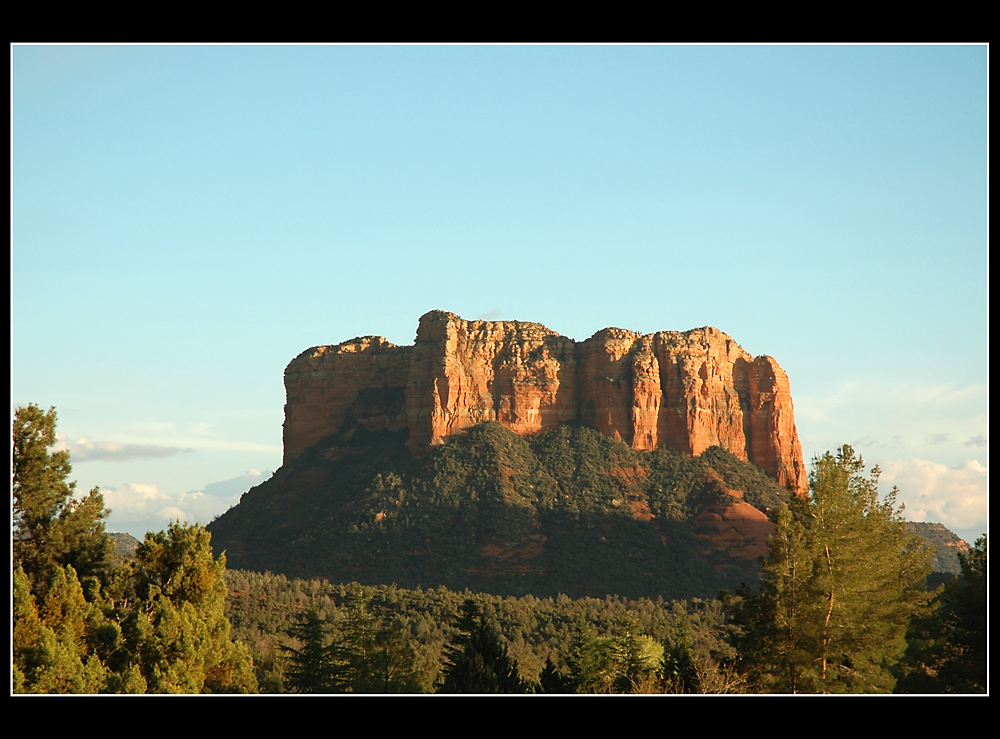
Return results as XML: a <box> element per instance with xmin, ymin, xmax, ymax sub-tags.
<box><xmin>283</xmin><ymin>310</ymin><xmax>807</xmax><ymax>492</ymax></box>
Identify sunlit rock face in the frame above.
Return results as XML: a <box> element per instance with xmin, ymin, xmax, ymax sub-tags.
<box><xmin>283</xmin><ymin>310</ymin><xmax>807</xmax><ymax>493</ymax></box>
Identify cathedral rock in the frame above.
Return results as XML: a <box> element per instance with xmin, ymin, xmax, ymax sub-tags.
<box><xmin>283</xmin><ymin>310</ymin><xmax>808</xmax><ymax>493</ymax></box>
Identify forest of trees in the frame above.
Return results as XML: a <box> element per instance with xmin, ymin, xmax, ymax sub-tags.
<box><xmin>12</xmin><ymin>405</ymin><xmax>987</xmax><ymax>694</ymax></box>
<box><xmin>13</xmin><ymin>404</ymin><xmax>256</xmax><ymax>693</ymax></box>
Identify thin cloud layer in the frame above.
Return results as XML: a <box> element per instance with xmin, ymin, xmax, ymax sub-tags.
<box><xmin>55</xmin><ymin>434</ymin><xmax>193</xmax><ymax>462</ymax></box>
<box><xmin>796</xmin><ymin>380</ymin><xmax>987</xmax><ymax>475</ymax></box>
<box><xmin>878</xmin><ymin>458</ymin><xmax>987</xmax><ymax>537</ymax></box>
<box><xmin>101</xmin><ymin>469</ymin><xmax>272</xmax><ymax>539</ymax></box>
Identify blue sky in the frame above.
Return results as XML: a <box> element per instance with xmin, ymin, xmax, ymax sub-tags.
<box><xmin>12</xmin><ymin>44</ymin><xmax>987</xmax><ymax>544</ymax></box>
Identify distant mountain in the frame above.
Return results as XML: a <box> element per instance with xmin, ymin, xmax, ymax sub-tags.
<box><xmin>108</xmin><ymin>531</ymin><xmax>141</xmax><ymax>565</ymax></box>
<box><xmin>905</xmin><ymin>521</ymin><xmax>969</xmax><ymax>588</ymax></box>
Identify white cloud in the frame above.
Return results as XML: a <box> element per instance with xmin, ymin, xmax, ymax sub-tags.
<box><xmin>54</xmin><ymin>434</ymin><xmax>193</xmax><ymax>462</ymax></box>
<box><xmin>101</xmin><ymin>470</ymin><xmax>272</xmax><ymax>539</ymax></box>
<box><xmin>100</xmin><ymin>482</ymin><xmax>190</xmax><ymax>531</ymax></box>
<box><xmin>155</xmin><ymin>506</ymin><xmax>190</xmax><ymax>524</ymax></box>
<box><xmin>878</xmin><ymin>458</ymin><xmax>987</xmax><ymax>536</ymax></box>
<box><xmin>796</xmin><ymin>379</ymin><xmax>987</xmax><ymax>472</ymax></box>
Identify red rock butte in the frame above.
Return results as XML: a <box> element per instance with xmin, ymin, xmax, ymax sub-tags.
<box><xmin>283</xmin><ymin>310</ymin><xmax>808</xmax><ymax>493</ymax></box>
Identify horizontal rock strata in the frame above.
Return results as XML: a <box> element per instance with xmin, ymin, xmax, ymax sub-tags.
<box><xmin>283</xmin><ymin>311</ymin><xmax>807</xmax><ymax>492</ymax></box>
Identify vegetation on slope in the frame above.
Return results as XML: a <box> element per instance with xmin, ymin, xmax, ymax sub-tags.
<box><xmin>208</xmin><ymin>421</ymin><xmax>790</xmax><ymax>601</ymax></box>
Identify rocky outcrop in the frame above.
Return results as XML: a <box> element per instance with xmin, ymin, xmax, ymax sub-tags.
<box><xmin>691</xmin><ymin>469</ymin><xmax>778</xmax><ymax>560</ymax></box>
<box><xmin>283</xmin><ymin>310</ymin><xmax>807</xmax><ymax>492</ymax></box>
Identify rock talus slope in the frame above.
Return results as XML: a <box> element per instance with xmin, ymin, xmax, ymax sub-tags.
<box><xmin>283</xmin><ymin>311</ymin><xmax>807</xmax><ymax>492</ymax></box>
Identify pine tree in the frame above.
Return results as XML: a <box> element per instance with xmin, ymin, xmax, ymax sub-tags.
<box><xmin>438</xmin><ymin>599</ymin><xmax>529</xmax><ymax>694</ymax></box>
<box><xmin>366</xmin><ymin>621</ymin><xmax>422</xmax><ymax>693</ymax></box>
<box><xmin>565</xmin><ymin>615</ymin><xmax>613</xmax><ymax>693</ymax></box>
<box><xmin>538</xmin><ymin>657</ymin><xmax>572</xmax><ymax>693</ymax></box>
<box><xmin>13</xmin><ymin>564</ymin><xmax>108</xmax><ymax>693</ymax></box>
<box><xmin>13</xmin><ymin>404</ymin><xmax>112</xmax><ymax>599</ymax></box>
<box><xmin>119</xmin><ymin>523</ymin><xmax>258</xmax><ymax>693</ymax></box>
<box><xmin>728</xmin><ymin>500</ymin><xmax>819</xmax><ymax>692</ymax></box>
<box><xmin>935</xmin><ymin>535</ymin><xmax>987</xmax><ymax>692</ymax></box>
<box><xmin>730</xmin><ymin>445</ymin><xmax>933</xmax><ymax>693</ymax></box>
<box><xmin>899</xmin><ymin>535</ymin><xmax>988</xmax><ymax>693</ymax></box>
<box><xmin>12</xmin><ymin>405</ymin><xmax>256</xmax><ymax>694</ymax></box>
<box><xmin>282</xmin><ymin>608</ymin><xmax>343</xmax><ymax>694</ymax></box>
<box><xmin>610</xmin><ymin>612</ymin><xmax>645</xmax><ymax>692</ymax></box>
<box><xmin>661</xmin><ymin>607</ymin><xmax>700</xmax><ymax>693</ymax></box>
<box><xmin>12</xmin><ymin>405</ymin><xmax>120</xmax><ymax>693</ymax></box>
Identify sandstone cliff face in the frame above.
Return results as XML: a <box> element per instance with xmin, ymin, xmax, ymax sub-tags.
<box><xmin>283</xmin><ymin>311</ymin><xmax>807</xmax><ymax>492</ymax></box>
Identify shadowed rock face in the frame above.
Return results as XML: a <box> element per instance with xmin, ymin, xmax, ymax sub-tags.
<box><xmin>283</xmin><ymin>310</ymin><xmax>807</xmax><ymax>492</ymax></box>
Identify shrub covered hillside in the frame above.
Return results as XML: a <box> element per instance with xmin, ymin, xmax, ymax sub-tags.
<box><xmin>208</xmin><ymin>422</ymin><xmax>791</xmax><ymax>601</ymax></box>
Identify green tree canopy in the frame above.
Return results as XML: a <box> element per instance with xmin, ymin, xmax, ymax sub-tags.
<box><xmin>898</xmin><ymin>534</ymin><xmax>987</xmax><ymax>693</ymax></box>
<box><xmin>12</xmin><ymin>405</ymin><xmax>257</xmax><ymax>694</ymax></box>
<box><xmin>939</xmin><ymin>535</ymin><xmax>987</xmax><ymax>691</ymax></box>
<box><xmin>117</xmin><ymin>523</ymin><xmax>258</xmax><ymax>693</ymax></box>
<box><xmin>13</xmin><ymin>404</ymin><xmax>112</xmax><ymax>598</ymax></box>
<box><xmin>340</xmin><ymin>595</ymin><xmax>422</xmax><ymax>693</ymax></box>
<box><xmin>281</xmin><ymin>608</ymin><xmax>343</xmax><ymax>694</ymax></box>
<box><xmin>728</xmin><ymin>445</ymin><xmax>933</xmax><ymax>693</ymax></box>
<box><xmin>438</xmin><ymin>600</ymin><xmax>529</xmax><ymax>694</ymax></box>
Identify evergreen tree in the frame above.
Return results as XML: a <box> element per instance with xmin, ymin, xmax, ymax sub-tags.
<box><xmin>538</xmin><ymin>656</ymin><xmax>572</xmax><ymax>693</ymax></box>
<box><xmin>339</xmin><ymin>594</ymin><xmax>421</xmax><ymax>693</ymax></box>
<box><xmin>118</xmin><ymin>523</ymin><xmax>258</xmax><ymax>693</ymax></box>
<box><xmin>438</xmin><ymin>599</ymin><xmax>529</xmax><ymax>693</ymax></box>
<box><xmin>282</xmin><ymin>608</ymin><xmax>343</xmax><ymax>694</ymax></box>
<box><xmin>12</xmin><ymin>405</ymin><xmax>256</xmax><ymax>694</ymax></box>
<box><xmin>937</xmin><ymin>535</ymin><xmax>987</xmax><ymax>692</ymax></box>
<box><xmin>13</xmin><ymin>404</ymin><xmax>112</xmax><ymax>599</ymax></box>
<box><xmin>729</xmin><ymin>445</ymin><xmax>933</xmax><ymax>693</ymax></box>
<box><xmin>565</xmin><ymin>615</ymin><xmax>613</xmax><ymax>693</ymax></box>
<box><xmin>13</xmin><ymin>564</ymin><xmax>110</xmax><ymax>693</ymax></box>
<box><xmin>12</xmin><ymin>405</ymin><xmax>129</xmax><ymax>693</ymax></box>
<box><xmin>341</xmin><ymin>594</ymin><xmax>376</xmax><ymax>691</ymax></box>
<box><xmin>365</xmin><ymin>621</ymin><xmax>422</xmax><ymax>693</ymax></box>
<box><xmin>610</xmin><ymin>612</ymin><xmax>645</xmax><ymax>692</ymax></box>
<box><xmin>898</xmin><ymin>535</ymin><xmax>987</xmax><ymax>693</ymax></box>
<box><xmin>660</xmin><ymin>608</ymin><xmax>700</xmax><ymax>693</ymax></box>
<box><xmin>727</xmin><ymin>500</ymin><xmax>818</xmax><ymax>692</ymax></box>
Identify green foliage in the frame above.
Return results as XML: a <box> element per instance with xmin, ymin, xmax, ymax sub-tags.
<box><xmin>559</xmin><ymin>612</ymin><xmax>665</xmax><ymax>693</ymax></box>
<box><xmin>940</xmin><ymin>535</ymin><xmax>987</xmax><ymax>691</ymax></box>
<box><xmin>210</xmin><ymin>422</ymin><xmax>789</xmax><ymax>602</ymax></box>
<box><xmin>438</xmin><ymin>599</ymin><xmax>530</xmax><ymax>693</ymax></box>
<box><xmin>728</xmin><ymin>446</ymin><xmax>933</xmax><ymax>693</ymax></box>
<box><xmin>609</xmin><ymin>612</ymin><xmax>662</xmax><ymax>692</ymax></box>
<box><xmin>564</xmin><ymin>615</ymin><xmax>613</xmax><ymax>693</ymax></box>
<box><xmin>115</xmin><ymin>523</ymin><xmax>258</xmax><ymax>693</ymax></box>
<box><xmin>11</xmin><ymin>403</ymin><xmax>257</xmax><ymax>694</ymax></box>
<box><xmin>13</xmin><ymin>564</ymin><xmax>112</xmax><ymax>693</ymax></box>
<box><xmin>223</xmin><ymin>569</ymin><xmax>746</xmax><ymax>693</ymax></box>
<box><xmin>896</xmin><ymin>535</ymin><xmax>986</xmax><ymax>693</ymax></box>
<box><xmin>341</xmin><ymin>595</ymin><xmax>422</xmax><ymax>693</ymax></box>
<box><xmin>282</xmin><ymin>608</ymin><xmax>343</xmax><ymax>693</ymax></box>
<box><xmin>538</xmin><ymin>657</ymin><xmax>571</xmax><ymax>693</ymax></box>
<box><xmin>660</xmin><ymin>607</ymin><xmax>700</xmax><ymax>693</ymax></box>
<box><xmin>13</xmin><ymin>404</ymin><xmax>113</xmax><ymax>598</ymax></box>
